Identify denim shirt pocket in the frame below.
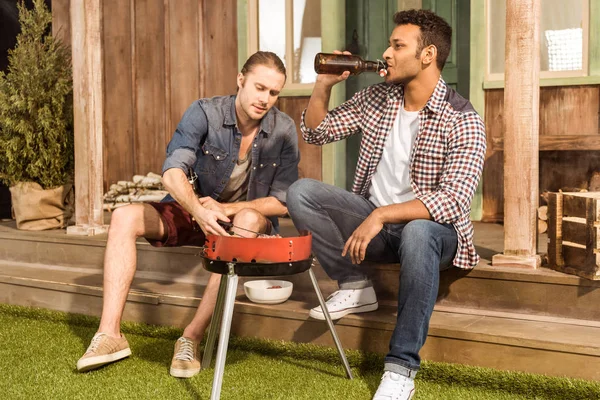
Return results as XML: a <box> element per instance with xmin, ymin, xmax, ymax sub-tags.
<box><xmin>197</xmin><ymin>143</ymin><xmax>229</xmax><ymax>175</ymax></box>
<box><xmin>254</xmin><ymin>156</ymin><xmax>281</xmax><ymax>188</ymax></box>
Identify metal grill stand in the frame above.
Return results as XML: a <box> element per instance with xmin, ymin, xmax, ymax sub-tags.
<box><xmin>201</xmin><ymin>258</ymin><xmax>353</xmax><ymax>400</ymax></box>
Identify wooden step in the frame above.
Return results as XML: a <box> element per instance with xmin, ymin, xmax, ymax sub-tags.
<box><xmin>3</xmin><ymin>218</ymin><xmax>600</xmax><ymax>322</ymax></box>
<box><xmin>2</xmin><ymin>261</ymin><xmax>600</xmax><ymax>380</ymax></box>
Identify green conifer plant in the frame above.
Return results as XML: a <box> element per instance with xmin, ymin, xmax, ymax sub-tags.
<box><xmin>0</xmin><ymin>0</ymin><xmax>74</xmax><ymax>189</ymax></box>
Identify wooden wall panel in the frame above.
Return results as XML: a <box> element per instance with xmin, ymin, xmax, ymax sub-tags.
<box><xmin>51</xmin><ymin>0</ymin><xmax>71</xmax><ymax>47</ymax></box>
<box><xmin>53</xmin><ymin>1</ymin><xmax>322</xmax><ymax>190</ymax></box>
<box><xmin>102</xmin><ymin>0</ymin><xmax>135</xmax><ymax>188</ymax></box>
<box><xmin>483</xmin><ymin>86</ymin><xmax>600</xmax><ymax>221</ymax></box>
<box><xmin>539</xmin><ymin>86</ymin><xmax>599</xmax><ymax>136</ymax></box>
<box><xmin>133</xmin><ymin>0</ymin><xmax>167</xmax><ymax>177</ymax></box>
<box><xmin>202</xmin><ymin>0</ymin><xmax>238</xmax><ymax>97</ymax></box>
<box><xmin>166</xmin><ymin>0</ymin><xmax>201</xmax><ymax>144</ymax></box>
<box><xmin>482</xmin><ymin>89</ymin><xmax>504</xmax><ymax>222</ymax></box>
<box><xmin>276</xmin><ymin>97</ymin><xmax>322</xmax><ymax>181</ymax></box>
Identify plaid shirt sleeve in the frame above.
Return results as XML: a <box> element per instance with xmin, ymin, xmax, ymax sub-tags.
<box><xmin>299</xmin><ymin>88</ymin><xmax>369</xmax><ymax>144</ymax></box>
<box><xmin>417</xmin><ymin>111</ymin><xmax>486</xmax><ymax>224</ymax></box>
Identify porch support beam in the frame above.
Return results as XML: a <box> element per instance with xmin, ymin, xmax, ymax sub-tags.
<box><xmin>66</xmin><ymin>0</ymin><xmax>107</xmax><ymax>236</ymax></box>
<box><xmin>492</xmin><ymin>0</ymin><xmax>541</xmax><ymax>268</ymax></box>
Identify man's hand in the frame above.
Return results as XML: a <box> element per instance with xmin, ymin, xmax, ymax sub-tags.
<box><xmin>199</xmin><ymin>196</ymin><xmax>227</xmax><ymax>215</ymax></box>
<box><xmin>193</xmin><ymin>207</ymin><xmax>230</xmax><ymax>236</ymax></box>
<box><xmin>342</xmin><ymin>211</ymin><xmax>384</xmax><ymax>265</ymax></box>
<box><xmin>316</xmin><ymin>50</ymin><xmax>352</xmax><ymax>88</ymax></box>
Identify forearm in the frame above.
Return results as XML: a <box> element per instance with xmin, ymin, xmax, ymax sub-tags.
<box><xmin>224</xmin><ymin>197</ymin><xmax>287</xmax><ymax>218</ymax></box>
<box><xmin>162</xmin><ymin>168</ymin><xmax>204</xmax><ymax>216</ymax></box>
<box><xmin>305</xmin><ymin>81</ymin><xmax>333</xmax><ymax>129</ymax></box>
<box><xmin>371</xmin><ymin>199</ymin><xmax>432</xmax><ymax>225</ymax></box>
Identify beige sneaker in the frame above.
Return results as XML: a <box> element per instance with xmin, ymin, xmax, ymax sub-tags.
<box><xmin>77</xmin><ymin>333</ymin><xmax>132</xmax><ymax>372</ymax></box>
<box><xmin>170</xmin><ymin>337</ymin><xmax>201</xmax><ymax>378</ymax></box>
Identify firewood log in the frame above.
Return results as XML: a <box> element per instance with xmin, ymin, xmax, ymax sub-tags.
<box><xmin>538</xmin><ymin>219</ymin><xmax>548</xmax><ymax>234</ymax></box>
<box><xmin>537</xmin><ymin>205</ymin><xmax>548</xmax><ymax>221</ymax></box>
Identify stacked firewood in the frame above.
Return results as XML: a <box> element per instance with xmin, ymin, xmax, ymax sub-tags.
<box><xmin>537</xmin><ymin>203</ymin><xmax>548</xmax><ymax>234</ymax></box>
<box><xmin>103</xmin><ymin>172</ymin><xmax>168</xmax><ymax>211</ymax></box>
<box><xmin>539</xmin><ymin>185</ymin><xmax>593</xmax><ymax>234</ymax></box>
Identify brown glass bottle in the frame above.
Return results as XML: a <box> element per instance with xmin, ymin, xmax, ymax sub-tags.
<box><xmin>314</xmin><ymin>52</ymin><xmax>388</xmax><ymax>76</ymax></box>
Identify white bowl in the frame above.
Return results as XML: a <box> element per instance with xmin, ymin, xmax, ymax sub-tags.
<box><xmin>243</xmin><ymin>280</ymin><xmax>293</xmax><ymax>304</ymax></box>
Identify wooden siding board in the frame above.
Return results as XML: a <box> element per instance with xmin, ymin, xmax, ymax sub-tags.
<box><xmin>203</xmin><ymin>0</ymin><xmax>238</xmax><ymax>97</ymax></box>
<box><xmin>168</xmin><ymin>0</ymin><xmax>201</xmax><ymax>142</ymax></box>
<box><xmin>539</xmin><ymin>86</ymin><xmax>599</xmax><ymax>136</ymax></box>
<box><xmin>133</xmin><ymin>0</ymin><xmax>167</xmax><ymax>176</ymax></box>
<box><xmin>51</xmin><ymin>0</ymin><xmax>71</xmax><ymax>47</ymax></box>
<box><xmin>482</xmin><ymin>89</ymin><xmax>504</xmax><ymax>222</ymax></box>
<box><xmin>102</xmin><ymin>0</ymin><xmax>135</xmax><ymax>189</ymax></box>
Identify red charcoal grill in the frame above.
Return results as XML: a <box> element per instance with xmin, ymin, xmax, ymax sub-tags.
<box><xmin>200</xmin><ymin>230</ymin><xmax>353</xmax><ymax>400</ymax></box>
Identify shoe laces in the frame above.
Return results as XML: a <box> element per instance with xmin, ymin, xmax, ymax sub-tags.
<box><xmin>85</xmin><ymin>333</ymin><xmax>107</xmax><ymax>354</ymax></box>
<box><xmin>378</xmin><ymin>371</ymin><xmax>412</xmax><ymax>397</ymax></box>
<box><xmin>174</xmin><ymin>337</ymin><xmax>196</xmax><ymax>362</ymax></box>
<box><xmin>325</xmin><ymin>290</ymin><xmax>354</xmax><ymax>306</ymax></box>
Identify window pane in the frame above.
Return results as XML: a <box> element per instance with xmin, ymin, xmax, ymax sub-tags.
<box><xmin>541</xmin><ymin>0</ymin><xmax>583</xmax><ymax>71</ymax></box>
<box><xmin>293</xmin><ymin>0</ymin><xmax>321</xmax><ymax>83</ymax></box>
<box><xmin>488</xmin><ymin>0</ymin><xmax>585</xmax><ymax>75</ymax></box>
<box><xmin>258</xmin><ymin>0</ymin><xmax>286</xmax><ymax>66</ymax></box>
<box><xmin>488</xmin><ymin>0</ymin><xmax>506</xmax><ymax>75</ymax></box>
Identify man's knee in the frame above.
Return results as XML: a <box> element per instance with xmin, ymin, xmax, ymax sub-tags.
<box><xmin>232</xmin><ymin>208</ymin><xmax>265</xmax><ymax>231</ymax></box>
<box><xmin>400</xmin><ymin>220</ymin><xmax>440</xmax><ymax>248</ymax></box>
<box><xmin>108</xmin><ymin>205</ymin><xmax>145</xmax><ymax>237</ymax></box>
<box><xmin>287</xmin><ymin>178</ymin><xmax>322</xmax><ymax>214</ymax></box>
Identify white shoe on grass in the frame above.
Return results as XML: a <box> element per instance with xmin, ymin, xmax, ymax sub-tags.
<box><xmin>309</xmin><ymin>287</ymin><xmax>378</xmax><ymax>320</ymax></box>
<box><xmin>372</xmin><ymin>371</ymin><xmax>415</xmax><ymax>400</ymax></box>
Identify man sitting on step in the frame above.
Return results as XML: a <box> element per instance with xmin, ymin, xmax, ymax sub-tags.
<box><xmin>77</xmin><ymin>51</ymin><xmax>300</xmax><ymax>378</ymax></box>
<box><xmin>286</xmin><ymin>10</ymin><xmax>486</xmax><ymax>400</ymax></box>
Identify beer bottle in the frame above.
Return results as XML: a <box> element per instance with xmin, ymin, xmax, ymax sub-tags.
<box><xmin>314</xmin><ymin>52</ymin><xmax>388</xmax><ymax>77</ymax></box>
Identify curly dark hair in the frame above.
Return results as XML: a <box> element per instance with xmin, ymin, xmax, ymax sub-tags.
<box><xmin>393</xmin><ymin>9</ymin><xmax>452</xmax><ymax>71</ymax></box>
<box><xmin>241</xmin><ymin>51</ymin><xmax>287</xmax><ymax>81</ymax></box>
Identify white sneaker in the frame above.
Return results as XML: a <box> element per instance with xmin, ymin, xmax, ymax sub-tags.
<box><xmin>309</xmin><ymin>287</ymin><xmax>378</xmax><ymax>320</ymax></box>
<box><xmin>372</xmin><ymin>371</ymin><xmax>415</xmax><ymax>400</ymax></box>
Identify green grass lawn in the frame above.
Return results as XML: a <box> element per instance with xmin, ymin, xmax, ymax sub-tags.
<box><xmin>1</xmin><ymin>303</ymin><xmax>599</xmax><ymax>399</ymax></box>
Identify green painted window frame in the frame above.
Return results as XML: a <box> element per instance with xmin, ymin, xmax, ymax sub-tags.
<box><xmin>471</xmin><ymin>0</ymin><xmax>600</xmax><ymax>90</ymax></box>
<box><xmin>237</xmin><ymin>0</ymin><xmax>347</xmax><ymax>97</ymax></box>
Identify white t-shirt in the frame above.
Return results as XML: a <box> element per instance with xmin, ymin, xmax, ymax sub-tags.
<box><xmin>368</xmin><ymin>107</ymin><xmax>419</xmax><ymax>207</ymax></box>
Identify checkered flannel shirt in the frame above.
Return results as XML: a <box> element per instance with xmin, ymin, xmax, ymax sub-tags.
<box><xmin>300</xmin><ymin>78</ymin><xmax>486</xmax><ymax>269</ymax></box>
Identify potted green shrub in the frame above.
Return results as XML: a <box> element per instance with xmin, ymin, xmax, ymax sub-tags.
<box><xmin>0</xmin><ymin>0</ymin><xmax>74</xmax><ymax>230</ymax></box>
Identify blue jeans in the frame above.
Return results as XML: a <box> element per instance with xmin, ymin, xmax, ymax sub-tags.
<box><xmin>286</xmin><ymin>179</ymin><xmax>458</xmax><ymax>375</ymax></box>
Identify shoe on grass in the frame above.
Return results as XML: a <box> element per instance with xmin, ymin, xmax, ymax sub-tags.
<box><xmin>309</xmin><ymin>287</ymin><xmax>378</xmax><ymax>320</ymax></box>
<box><xmin>170</xmin><ymin>337</ymin><xmax>201</xmax><ymax>378</ymax></box>
<box><xmin>77</xmin><ymin>332</ymin><xmax>131</xmax><ymax>372</ymax></box>
<box><xmin>372</xmin><ymin>371</ymin><xmax>415</xmax><ymax>400</ymax></box>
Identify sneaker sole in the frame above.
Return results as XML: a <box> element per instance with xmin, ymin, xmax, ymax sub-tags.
<box><xmin>170</xmin><ymin>366</ymin><xmax>201</xmax><ymax>378</ymax></box>
<box><xmin>309</xmin><ymin>302</ymin><xmax>379</xmax><ymax>320</ymax></box>
<box><xmin>77</xmin><ymin>348</ymin><xmax>132</xmax><ymax>372</ymax></box>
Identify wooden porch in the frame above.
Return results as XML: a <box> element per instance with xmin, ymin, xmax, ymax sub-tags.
<box><xmin>3</xmin><ymin>217</ymin><xmax>600</xmax><ymax>381</ymax></box>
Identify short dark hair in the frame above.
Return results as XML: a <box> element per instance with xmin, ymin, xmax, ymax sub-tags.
<box><xmin>393</xmin><ymin>9</ymin><xmax>452</xmax><ymax>71</ymax></box>
<box><xmin>241</xmin><ymin>51</ymin><xmax>287</xmax><ymax>81</ymax></box>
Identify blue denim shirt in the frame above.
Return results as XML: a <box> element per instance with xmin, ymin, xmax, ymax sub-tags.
<box><xmin>161</xmin><ymin>95</ymin><xmax>300</xmax><ymax>230</ymax></box>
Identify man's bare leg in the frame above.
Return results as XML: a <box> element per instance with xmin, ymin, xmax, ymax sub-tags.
<box><xmin>77</xmin><ymin>204</ymin><xmax>166</xmax><ymax>372</ymax></box>
<box><xmin>180</xmin><ymin>208</ymin><xmax>269</xmax><ymax>342</ymax></box>
<box><xmin>97</xmin><ymin>203</ymin><xmax>166</xmax><ymax>337</ymax></box>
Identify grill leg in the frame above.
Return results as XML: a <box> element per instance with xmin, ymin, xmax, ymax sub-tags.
<box><xmin>210</xmin><ymin>263</ymin><xmax>239</xmax><ymax>400</ymax></box>
<box><xmin>308</xmin><ymin>266</ymin><xmax>353</xmax><ymax>379</ymax></box>
<box><xmin>202</xmin><ymin>273</ymin><xmax>228</xmax><ymax>369</ymax></box>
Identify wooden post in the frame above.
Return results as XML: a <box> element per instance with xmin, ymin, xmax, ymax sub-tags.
<box><xmin>492</xmin><ymin>0</ymin><xmax>541</xmax><ymax>268</ymax></box>
<box><xmin>66</xmin><ymin>0</ymin><xmax>107</xmax><ymax>236</ymax></box>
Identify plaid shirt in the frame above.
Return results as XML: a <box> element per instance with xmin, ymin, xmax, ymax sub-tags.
<box><xmin>300</xmin><ymin>78</ymin><xmax>486</xmax><ymax>269</ymax></box>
